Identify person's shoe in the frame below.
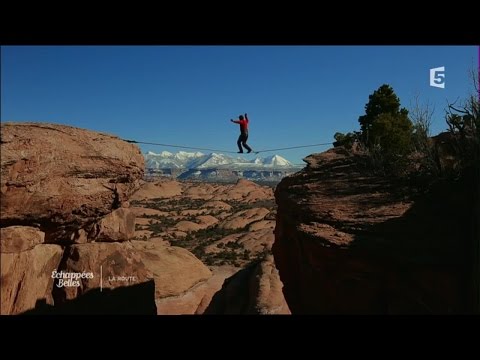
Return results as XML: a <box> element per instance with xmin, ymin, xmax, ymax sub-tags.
<box><xmin>247</xmin><ymin>149</ymin><xmax>252</xmax><ymax>153</ymax></box>
<box><xmin>237</xmin><ymin>151</ymin><xmax>244</xmax><ymax>153</ymax></box>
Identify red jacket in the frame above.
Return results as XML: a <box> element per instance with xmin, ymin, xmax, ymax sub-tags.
<box><xmin>233</xmin><ymin>115</ymin><xmax>249</xmax><ymax>133</ymax></box>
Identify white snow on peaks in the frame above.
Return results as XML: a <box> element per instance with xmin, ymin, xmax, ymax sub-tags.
<box><xmin>263</xmin><ymin>154</ymin><xmax>293</xmax><ymax>166</ymax></box>
<box><xmin>144</xmin><ymin>151</ymin><xmax>295</xmax><ymax>169</ymax></box>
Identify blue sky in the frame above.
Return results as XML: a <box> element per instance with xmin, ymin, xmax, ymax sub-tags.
<box><xmin>1</xmin><ymin>46</ymin><xmax>478</xmax><ymax>164</ymax></box>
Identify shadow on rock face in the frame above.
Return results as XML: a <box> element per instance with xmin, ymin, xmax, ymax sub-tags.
<box><xmin>273</xmin><ymin>148</ymin><xmax>477</xmax><ymax>314</ymax></box>
<box><xmin>21</xmin><ymin>280</ymin><xmax>157</xmax><ymax>315</ymax></box>
<box><xmin>204</xmin><ymin>263</ymin><xmax>255</xmax><ymax>314</ymax></box>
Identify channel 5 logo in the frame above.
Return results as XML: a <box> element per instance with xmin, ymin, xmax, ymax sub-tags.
<box><xmin>430</xmin><ymin>66</ymin><xmax>445</xmax><ymax>89</ymax></box>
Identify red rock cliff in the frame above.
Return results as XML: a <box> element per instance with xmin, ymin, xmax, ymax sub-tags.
<box><xmin>1</xmin><ymin>122</ymin><xmax>144</xmax><ymax>242</ymax></box>
<box><xmin>1</xmin><ymin>123</ymin><xmax>213</xmax><ymax>315</ymax></box>
<box><xmin>273</xmin><ymin>147</ymin><xmax>476</xmax><ymax>314</ymax></box>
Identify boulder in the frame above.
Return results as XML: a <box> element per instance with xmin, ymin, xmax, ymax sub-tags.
<box><xmin>1</xmin><ymin>244</ymin><xmax>63</xmax><ymax>314</ymax></box>
<box><xmin>0</xmin><ymin>226</ymin><xmax>45</xmax><ymax>253</ymax></box>
<box><xmin>92</xmin><ymin>208</ymin><xmax>136</xmax><ymax>242</ymax></box>
<box><xmin>1</xmin><ymin>122</ymin><xmax>144</xmax><ymax>243</ymax></box>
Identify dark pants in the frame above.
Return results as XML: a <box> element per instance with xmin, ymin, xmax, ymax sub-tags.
<box><xmin>237</xmin><ymin>132</ymin><xmax>252</xmax><ymax>153</ymax></box>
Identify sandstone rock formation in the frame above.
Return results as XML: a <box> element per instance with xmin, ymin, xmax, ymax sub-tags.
<box><xmin>54</xmin><ymin>242</ymin><xmax>153</xmax><ymax>302</ymax></box>
<box><xmin>130</xmin><ymin>241</ymin><xmax>211</xmax><ymax>297</ymax></box>
<box><xmin>205</xmin><ymin>255</ymin><xmax>290</xmax><ymax>314</ymax></box>
<box><xmin>0</xmin><ymin>123</ymin><xmax>148</xmax><ymax>314</ymax></box>
<box><xmin>47</xmin><ymin>239</ymin><xmax>216</xmax><ymax>315</ymax></box>
<box><xmin>130</xmin><ymin>178</ymin><xmax>290</xmax><ymax>313</ymax></box>
<box><xmin>214</xmin><ymin>179</ymin><xmax>274</xmax><ymax>203</ymax></box>
<box><xmin>1</xmin><ymin>124</ymin><xmax>289</xmax><ymax>314</ymax></box>
<box><xmin>154</xmin><ymin>265</ymin><xmax>238</xmax><ymax>315</ymax></box>
<box><xmin>219</xmin><ymin>208</ymin><xmax>270</xmax><ymax>230</ymax></box>
<box><xmin>130</xmin><ymin>180</ymin><xmax>182</xmax><ymax>200</ymax></box>
<box><xmin>204</xmin><ymin>200</ymin><xmax>232</xmax><ymax>211</ymax></box>
<box><xmin>1</xmin><ymin>239</ymin><xmax>63</xmax><ymax>315</ymax></box>
<box><xmin>1</xmin><ymin>122</ymin><xmax>144</xmax><ymax>243</ymax></box>
<box><xmin>1</xmin><ymin>226</ymin><xmax>45</xmax><ymax>253</ymax></box>
<box><xmin>2</xmin><ymin>123</ymin><xmax>213</xmax><ymax>315</ymax></box>
<box><xmin>92</xmin><ymin>208</ymin><xmax>136</xmax><ymax>242</ymax></box>
<box><xmin>273</xmin><ymin>147</ymin><xmax>475</xmax><ymax>314</ymax></box>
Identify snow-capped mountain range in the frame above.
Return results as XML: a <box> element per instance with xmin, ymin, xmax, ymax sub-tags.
<box><xmin>145</xmin><ymin>151</ymin><xmax>297</xmax><ymax>169</ymax></box>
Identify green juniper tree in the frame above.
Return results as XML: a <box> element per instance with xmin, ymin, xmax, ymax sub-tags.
<box><xmin>358</xmin><ymin>84</ymin><xmax>414</xmax><ymax>173</ymax></box>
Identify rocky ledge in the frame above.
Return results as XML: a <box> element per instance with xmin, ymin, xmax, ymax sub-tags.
<box><xmin>273</xmin><ymin>147</ymin><xmax>476</xmax><ymax>314</ymax></box>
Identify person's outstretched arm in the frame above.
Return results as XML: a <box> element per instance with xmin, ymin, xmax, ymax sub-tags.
<box><xmin>231</xmin><ymin>119</ymin><xmax>241</xmax><ymax>124</ymax></box>
<box><xmin>244</xmin><ymin>113</ymin><xmax>248</xmax><ymax>122</ymax></box>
